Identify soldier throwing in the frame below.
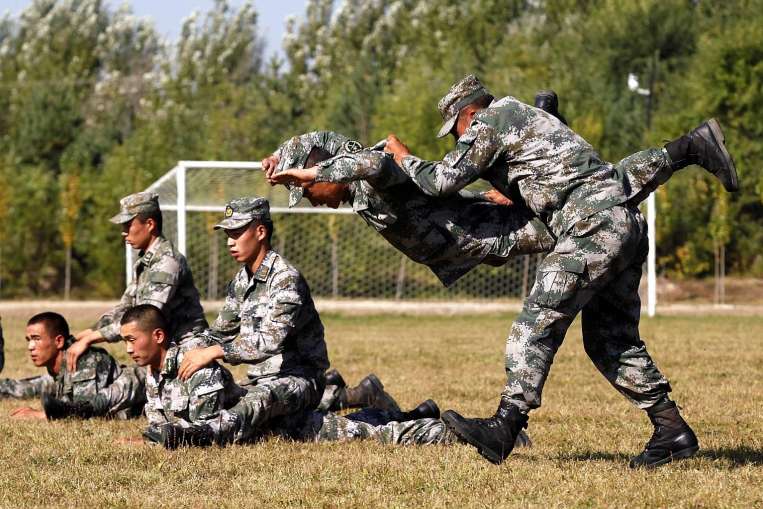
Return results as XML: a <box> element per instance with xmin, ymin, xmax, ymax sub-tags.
<box><xmin>1</xmin><ymin>312</ymin><xmax>145</xmax><ymax>420</ymax></box>
<box><xmin>380</xmin><ymin>74</ymin><xmax>737</xmax><ymax>467</ymax></box>
<box><xmin>66</xmin><ymin>192</ymin><xmax>208</xmax><ymax>371</ymax></box>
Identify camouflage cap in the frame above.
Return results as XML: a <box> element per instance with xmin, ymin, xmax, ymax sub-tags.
<box><xmin>436</xmin><ymin>74</ymin><xmax>492</xmax><ymax>138</ymax></box>
<box><xmin>214</xmin><ymin>197</ymin><xmax>271</xmax><ymax>230</ymax></box>
<box><xmin>275</xmin><ymin>136</ymin><xmax>312</xmax><ymax>208</ymax></box>
<box><xmin>109</xmin><ymin>191</ymin><xmax>160</xmax><ymax>224</ymax></box>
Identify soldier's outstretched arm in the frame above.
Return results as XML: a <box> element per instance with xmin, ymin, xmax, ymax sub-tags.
<box><xmin>396</xmin><ymin>122</ymin><xmax>502</xmax><ymax>197</ymax></box>
<box><xmin>0</xmin><ymin>374</ymin><xmax>53</xmax><ymax>399</ymax></box>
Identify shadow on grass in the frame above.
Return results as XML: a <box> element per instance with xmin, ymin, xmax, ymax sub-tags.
<box><xmin>554</xmin><ymin>446</ymin><xmax>763</xmax><ymax>467</ymax></box>
<box><xmin>699</xmin><ymin>446</ymin><xmax>763</xmax><ymax>466</ymax></box>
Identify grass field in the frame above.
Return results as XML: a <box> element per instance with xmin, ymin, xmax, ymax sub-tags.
<box><xmin>1</xmin><ymin>305</ymin><xmax>761</xmax><ymax>508</ymax></box>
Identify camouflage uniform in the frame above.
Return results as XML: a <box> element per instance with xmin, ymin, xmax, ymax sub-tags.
<box><xmin>143</xmin><ymin>340</ymin><xmax>246</xmax><ymax>436</ymax></box>
<box><xmin>277</xmin><ymin>129</ymin><xmax>670</xmax><ymax>287</ymax></box>
<box><xmin>399</xmin><ymin>75</ymin><xmax>675</xmax><ymax>412</ymax></box>
<box><xmin>0</xmin><ymin>337</ymin><xmax>146</xmax><ymax>418</ymax></box>
<box><xmin>202</xmin><ymin>198</ymin><xmax>330</xmax><ymax>443</ymax></box>
<box><xmin>95</xmin><ymin>192</ymin><xmax>208</xmax><ymax>343</ymax></box>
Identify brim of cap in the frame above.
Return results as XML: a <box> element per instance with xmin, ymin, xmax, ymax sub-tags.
<box><xmin>214</xmin><ymin>217</ymin><xmax>254</xmax><ymax>230</ymax></box>
<box><xmin>109</xmin><ymin>212</ymin><xmax>137</xmax><ymax>224</ymax></box>
<box><xmin>288</xmin><ymin>187</ymin><xmax>304</xmax><ymax>208</ymax></box>
<box><xmin>437</xmin><ymin>113</ymin><xmax>458</xmax><ymax>138</ymax></box>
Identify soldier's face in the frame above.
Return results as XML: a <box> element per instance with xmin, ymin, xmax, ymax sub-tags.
<box><xmin>121</xmin><ymin>322</ymin><xmax>162</xmax><ymax>368</ymax></box>
<box><xmin>122</xmin><ymin>217</ymin><xmax>153</xmax><ymax>250</ymax></box>
<box><xmin>225</xmin><ymin>222</ymin><xmax>267</xmax><ymax>264</ymax></box>
<box><xmin>302</xmin><ymin>182</ymin><xmax>348</xmax><ymax>209</ymax></box>
<box><xmin>25</xmin><ymin>323</ymin><xmax>61</xmax><ymax>367</ymax></box>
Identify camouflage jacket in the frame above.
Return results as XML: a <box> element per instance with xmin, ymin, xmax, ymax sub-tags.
<box><xmin>95</xmin><ymin>235</ymin><xmax>208</xmax><ymax>342</ymax></box>
<box><xmin>144</xmin><ymin>341</ymin><xmax>244</xmax><ymax>428</ymax></box>
<box><xmin>400</xmin><ymin>96</ymin><xmax>630</xmax><ymax>236</ymax></box>
<box><xmin>291</xmin><ymin>131</ymin><xmax>552</xmax><ymax>286</ymax></box>
<box><xmin>208</xmin><ymin>250</ymin><xmax>330</xmax><ymax>381</ymax></box>
<box><xmin>47</xmin><ymin>339</ymin><xmax>120</xmax><ymax>401</ymax></box>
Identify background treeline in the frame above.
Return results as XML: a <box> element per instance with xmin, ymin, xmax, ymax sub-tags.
<box><xmin>0</xmin><ymin>0</ymin><xmax>761</xmax><ymax>298</ymax></box>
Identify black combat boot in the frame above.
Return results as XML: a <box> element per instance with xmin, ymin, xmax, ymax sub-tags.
<box><xmin>161</xmin><ymin>422</ymin><xmax>214</xmax><ymax>450</ymax></box>
<box><xmin>399</xmin><ymin>399</ymin><xmax>440</xmax><ymax>421</ymax></box>
<box><xmin>42</xmin><ymin>393</ymin><xmax>97</xmax><ymax>420</ymax></box>
<box><xmin>324</xmin><ymin>368</ymin><xmax>346</xmax><ymax>389</ymax></box>
<box><xmin>332</xmin><ymin>374</ymin><xmax>400</xmax><ymax>412</ymax></box>
<box><xmin>630</xmin><ymin>400</ymin><xmax>699</xmax><ymax>469</ymax></box>
<box><xmin>664</xmin><ymin>118</ymin><xmax>738</xmax><ymax>192</ymax></box>
<box><xmin>441</xmin><ymin>398</ymin><xmax>528</xmax><ymax>465</ymax></box>
<box><xmin>534</xmin><ymin>90</ymin><xmax>568</xmax><ymax>125</ymax></box>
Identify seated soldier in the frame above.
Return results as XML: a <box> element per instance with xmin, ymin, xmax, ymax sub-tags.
<box><xmin>1</xmin><ymin>312</ymin><xmax>145</xmax><ymax>420</ymax></box>
<box><xmin>120</xmin><ymin>304</ymin><xmax>522</xmax><ymax>449</ymax></box>
<box><xmin>66</xmin><ymin>191</ymin><xmax>208</xmax><ymax>371</ymax></box>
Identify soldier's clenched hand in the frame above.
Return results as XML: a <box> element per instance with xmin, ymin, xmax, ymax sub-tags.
<box><xmin>384</xmin><ymin>134</ymin><xmax>411</xmax><ymax>166</ymax></box>
<box><xmin>483</xmin><ymin>189</ymin><xmax>514</xmax><ymax>206</ymax></box>
<box><xmin>261</xmin><ymin>154</ymin><xmax>280</xmax><ymax>179</ymax></box>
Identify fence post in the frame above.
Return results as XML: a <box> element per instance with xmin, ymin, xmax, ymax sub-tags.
<box><xmin>176</xmin><ymin>164</ymin><xmax>187</xmax><ymax>255</ymax></box>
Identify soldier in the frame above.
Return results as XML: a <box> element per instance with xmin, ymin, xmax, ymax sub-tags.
<box><xmin>164</xmin><ymin>197</ymin><xmax>330</xmax><ymax>445</ymax></box>
<box><xmin>380</xmin><ymin>74</ymin><xmax>737</xmax><ymax>467</ymax></box>
<box><xmin>66</xmin><ymin>191</ymin><xmax>208</xmax><ymax>371</ymax></box>
<box><xmin>1</xmin><ymin>311</ymin><xmax>145</xmax><ymax>420</ymax></box>
<box><xmin>120</xmin><ymin>304</ymin><xmax>497</xmax><ymax>449</ymax></box>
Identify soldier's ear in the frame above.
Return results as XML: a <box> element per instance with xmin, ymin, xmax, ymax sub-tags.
<box><xmin>152</xmin><ymin>328</ymin><xmax>167</xmax><ymax>346</ymax></box>
<box><xmin>54</xmin><ymin>334</ymin><xmax>66</xmax><ymax>350</ymax></box>
<box><xmin>145</xmin><ymin>217</ymin><xmax>158</xmax><ymax>235</ymax></box>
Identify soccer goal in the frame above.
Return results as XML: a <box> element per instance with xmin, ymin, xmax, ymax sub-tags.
<box><xmin>131</xmin><ymin>161</ymin><xmax>658</xmax><ymax>313</ymax></box>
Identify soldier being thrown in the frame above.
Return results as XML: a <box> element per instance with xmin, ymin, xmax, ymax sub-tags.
<box><xmin>66</xmin><ymin>192</ymin><xmax>207</xmax><ymax>370</ymax></box>
<box><xmin>379</xmin><ymin>75</ymin><xmax>738</xmax><ymax>467</ymax></box>
<box><xmin>121</xmin><ymin>304</ymin><xmax>512</xmax><ymax>449</ymax></box>
<box><xmin>1</xmin><ymin>312</ymin><xmax>145</xmax><ymax>420</ymax></box>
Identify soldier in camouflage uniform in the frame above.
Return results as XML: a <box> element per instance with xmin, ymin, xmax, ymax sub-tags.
<box><xmin>380</xmin><ymin>75</ymin><xmax>738</xmax><ymax>467</ymax></box>
<box><xmin>66</xmin><ymin>191</ymin><xmax>208</xmax><ymax>371</ymax></box>
<box><xmin>163</xmin><ymin>197</ymin><xmax>330</xmax><ymax>446</ymax></box>
<box><xmin>121</xmin><ymin>305</ymin><xmax>491</xmax><ymax>449</ymax></box>
<box><xmin>2</xmin><ymin>312</ymin><xmax>145</xmax><ymax>420</ymax></box>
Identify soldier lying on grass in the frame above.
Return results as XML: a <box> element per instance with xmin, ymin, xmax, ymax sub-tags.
<box><xmin>0</xmin><ymin>311</ymin><xmax>146</xmax><ymax>420</ymax></box>
<box><xmin>121</xmin><ymin>303</ymin><xmax>530</xmax><ymax>449</ymax></box>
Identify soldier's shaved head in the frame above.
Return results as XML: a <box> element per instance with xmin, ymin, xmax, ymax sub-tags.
<box><xmin>27</xmin><ymin>312</ymin><xmax>70</xmax><ymax>339</ymax></box>
<box><xmin>121</xmin><ymin>304</ymin><xmax>168</xmax><ymax>334</ymax></box>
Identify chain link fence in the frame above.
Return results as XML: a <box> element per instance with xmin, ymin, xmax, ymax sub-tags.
<box><xmin>138</xmin><ymin>163</ymin><xmax>541</xmax><ymax>301</ymax></box>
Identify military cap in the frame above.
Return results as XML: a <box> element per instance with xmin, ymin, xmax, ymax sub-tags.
<box><xmin>275</xmin><ymin>136</ymin><xmax>312</xmax><ymax>207</ymax></box>
<box><xmin>436</xmin><ymin>74</ymin><xmax>493</xmax><ymax>138</ymax></box>
<box><xmin>109</xmin><ymin>191</ymin><xmax>161</xmax><ymax>224</ymax></box>
<box><xmin>214</xmin><ymin>197</ymin><xmax>270</xmax><ymax>230</ymax></box>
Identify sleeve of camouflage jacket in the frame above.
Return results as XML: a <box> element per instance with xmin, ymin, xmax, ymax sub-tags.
<box><xmin>0</xmin><ymin>374</ymin><xmax>53</xmax><ymax>399</ymax></box>
<box><xmin>186</xmin><ymin>366</ymin><xmax>229</xmax><ymax>422</ymax></box>
<box><xmin>95</xmin><ymin>257</ymin><xmax>184</xmax><ymax>342</ymax></box>
<box><xmin>315</xmin><ymin>151</ymin><xmax>410</xmax><ymax>190</ymax></box>
<box><xmin>400</xmin><ymin>121</ymin><xmax>503</xmax><ymax>197</ymax></box>
<box><xmin>94</xmin><ymin>281</ymin><xmax>137</xmax><ymax>342</ymax></box>
<box><xmin>218</xmin><ymin>269</ymin><xmax>306</xmax><ymax>365</ymax></box>
<box><xmin>209</xmin><ymin>280</ymin><xmax>242</xmax><ymax>343</ymax></box>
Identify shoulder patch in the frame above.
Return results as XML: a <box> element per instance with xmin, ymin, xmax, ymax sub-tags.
<box><xmin>342</xmin><ymin>140</ymin><xmax>363</xmax><ymax>154</ymax></box>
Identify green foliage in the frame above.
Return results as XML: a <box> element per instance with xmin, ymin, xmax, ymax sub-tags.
<box><xmin>0</xmin><ymin>0</ymin><xmax>761</xmax><ymax>296</ymax></box>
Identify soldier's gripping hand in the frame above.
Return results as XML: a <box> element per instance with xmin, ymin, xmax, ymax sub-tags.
<box><xmin>384</xmin><ymin>134</ymin><xmax>411</xmax><ymax>166</ymax></box>
<box><xmin>267</xmin><ymin>167</ymin><xmax>319</xmax><ymax>187</ymax></box>
<box><xmin>178</xmin><ymin>345</ymin><xmax>223</xmax><ymax>381</ymax></box>
<box><xmin>261</xmin><ymin>154</ymin><xmax>280</xmax><ymax>180</ymax></box>
<box><xmin>10</xmin><ymin>407</ymin><xmax>46</xmax><ymax>420</ymax></box>
<box><xmin>483</xmin><ymin>188</ymin><xmax>514</xmax><ymax>206</ymax></box>
<box><xmin>66</xmin><ymin>329</ymin><xmax>103</xmax><ymax>371</ymax></box>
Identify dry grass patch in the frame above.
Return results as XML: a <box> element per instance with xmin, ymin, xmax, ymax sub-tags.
<box><xmin>0</xmin><ymin>306</ymin><xmax>761</xmax><ymax>507</ymax></box>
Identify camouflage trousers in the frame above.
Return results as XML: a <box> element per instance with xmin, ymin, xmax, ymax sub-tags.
<box><xmin>97</xmin><ymin>365</ymin><xmax>148</xmax><ymax>419</ymax></box>
<box><xmin>209</xmin><ymin>374</ymin><xmax>323</xmax><ymax>443</ymax></box>
<box><xmin>0</xmin><ymin>374</ymin><xmax>53</xmax><ymax>399</ymax></box>
<box><xmin>502</xmin><ymin>204</ymin><xmax>672</xmax><ymax>412</ymax></box>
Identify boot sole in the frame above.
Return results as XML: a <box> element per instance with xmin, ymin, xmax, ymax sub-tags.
<box><xmin>631</xmin><ymin>444</ymin><xmax>700</xmax><ymax>469</ymax></box>
<box><xmin>441</xmin><ymin>411</ymin><xmax>507</xmax><ymax>465</ymax></box>
<box><xmin>707</xmin><ymin>118</ymin><xmax>739</xmax><ymax>192</ymax></box>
